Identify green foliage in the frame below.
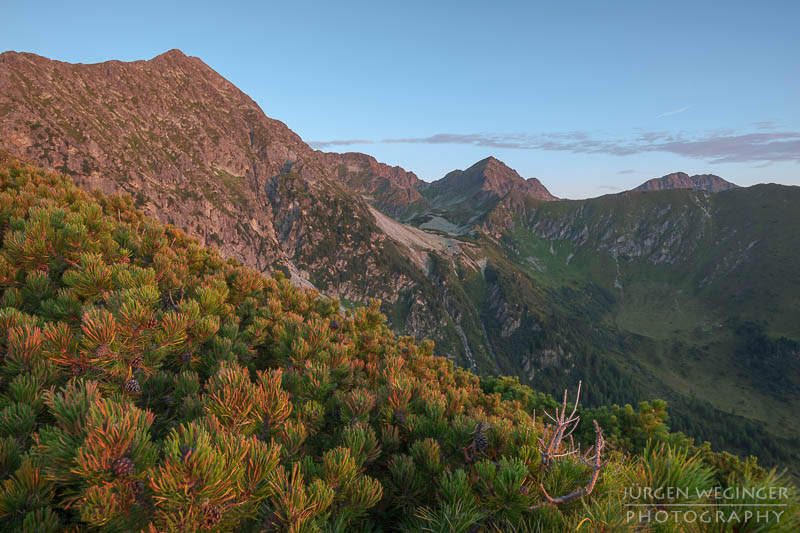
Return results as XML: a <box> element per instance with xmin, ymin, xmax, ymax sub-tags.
<box><xmin>0</xmin><ymin>157</ymin><xmax>793</xmax><ymax>531</ymax></box>
<box><xmin>580</xmin><ymin>400</ymin><xmax>671</xmax><ymax>453</ymax></box>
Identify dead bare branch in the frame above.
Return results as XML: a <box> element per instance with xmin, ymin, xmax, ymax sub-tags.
<box><xmin>539</xmin><ymin>380</ymin><xmax>582</xmax><ymax>468</ymax></box>
<box><xmin>537</xmin><ymin>419</ymin><xmax>607</xmax><ymax>506</ymax></box>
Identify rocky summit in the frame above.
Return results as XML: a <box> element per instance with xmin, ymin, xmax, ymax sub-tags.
<box><xmin>426</xmin><ymin>156</ymin><xmax>557</xmax><ymax>205</ymax></box>
<box><xmin>634</xmin><ymin>171</ymin><xmax>739</xmax><ymax>192</ymax></box>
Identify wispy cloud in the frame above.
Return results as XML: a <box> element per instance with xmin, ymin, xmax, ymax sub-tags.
<box><xmin>655</xmin><ymin>105</ymin><xmax>690</xmax><ymax>119</ymax></box>
<box><xmin>310</xmin><ymin>139</ymin><xmax>374</xmax><ymax>148</ymax></box>
<box><xmin>751</xmin><ymin>120</ymin><xmax>781</xmax><ymax>130</ymax></box>
<box><xmin>313</xmin><ymin>127</ymin><xmax>800</xmax><ymax>164</ymax></box>
<box><xmin>598</xmin><ymin>185</ymin><xmax>622</xmax><ymax>190</ymax></box>
<box><xmin>616</xmin><ymin>169</ymin><xmax>638</xmax><ymax>174</ymax></box>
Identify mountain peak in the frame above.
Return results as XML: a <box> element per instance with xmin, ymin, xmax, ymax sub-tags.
<box><xmin>634</xmin><ymin>172</ymin><xmax>739</xmax><ymax>193</ymax></box>
<box><xmin>429</xmin><ymin>157</ymin><xmax>557</xmax><ymax>204</ymax></box>
<box><xmin>467</xmin><ymin>157</ymin><xmax>521</xmax><ymax>191</ymax></box>
<box><xmin>471</xmin><ymin>156</ymin><xmax>522</xmax><ymax>176</ymax></box>
<box><xmin>149</xmin><ymin>49</ymin><xmax>199</xmax><ymax>64</ymax></box>
<box><xmin>473</xmin><ymin>155</ymin><xmax>504</xmax><ymax>167</ymax></box>
<box><xmin>155</xmin><ymin>48</ymin><xmax>187</xmax><ymax>59</ymax></box>
<box><xmin>148</xmin><ymin>48</ymin><xmax>205</xmax><ymax>68</ymax></box>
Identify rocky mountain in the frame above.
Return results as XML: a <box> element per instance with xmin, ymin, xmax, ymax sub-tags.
<box><xmin>0</xmin><ymin>49</ymin><xmax>490</xmax><ymax>367</ymax></box>
<box><xmin>394</xmin><ymin>157</ymin><xmax>558</xmax><ymax>234</ymax></box>
<box><xmin>1</xmin><ymin>48</ymin><xmax>300</xmax><ymax>273</ymax></box>
<box><xmin>426</xmin><ymin>156</ymin><xmax>557</xmax><ymax>204</ymax></box>
<box><xmin>319</xmin><ymin>150</ymin><xmax>429</xmax><ymax>217</ymax></box>
<box><xmin>634</xmin><ymin>171</ymin><xmax>739</xmax><ymax>192</ymax></box>
<box><xmin>322</xmin><ymin>155</ymin><xmax>557</xmax><ymax>227</ymax></box>
<box><xmin>2</xmin><ymin>49</ymin><xmax>799</xmax><ymax>469</ymax></box>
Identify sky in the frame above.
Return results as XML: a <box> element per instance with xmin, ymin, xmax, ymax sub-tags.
<box><xmin>3</xmin><ymin>1</ymin><xmax>799</xmax><ymax>198</ymax></box>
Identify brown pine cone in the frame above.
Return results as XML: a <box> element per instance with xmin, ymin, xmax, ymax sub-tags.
<box><xmin>473</xmin><ymin>432</ymin><xmax>489</xmax><ymax>453</ymax></box>
<box><xmin>203</xmin><ymin>504</ymin><xmax>222</xmax><ymax>528</ymax></box>
<box><xmin>111</xmin><ymin>456</ymin><xmax>136</xmax><ymax>477</ymax></box>
<box><xmin>129</xmin><ymin>355</ymin><xmax>144</xmax><ymax>369</ymax></box>
<box><xmin>124</xmin><ymin>378</ymin><xmax>141</xmax><ymax>394</ymax></box>
<box><xmin>145</xmin><ymin>317</ymin><xmax>159</xmax><ymax>329</ymax></box>
<box><xmin>95</xmin><ymin>345</ymin><xmax>111</xmax><ymax>358</ymax></box>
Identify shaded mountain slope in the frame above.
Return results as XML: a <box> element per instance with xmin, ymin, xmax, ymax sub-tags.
<box><xmin>477</xmin><ymin>184</ymin><xmax>800</xmax><ymax>465</ymax></box>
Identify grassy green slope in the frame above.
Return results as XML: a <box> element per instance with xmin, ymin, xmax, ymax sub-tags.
<box><xmin>462</xmin><ymin>186</ymin><xmax>800</xmax><ymax>468</ymax></box>
<box><xmin>402</xmin><ymin>186</ymin><xmax>799</xmax><ymax>468</ymax></box>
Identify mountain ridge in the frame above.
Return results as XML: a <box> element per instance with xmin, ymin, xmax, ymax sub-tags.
<box><xmin>634</xmin><ymin>171</ymin><xmax>739</xmax><ymax>192</ymax></box>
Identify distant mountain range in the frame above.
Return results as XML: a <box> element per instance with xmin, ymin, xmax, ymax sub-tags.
<box><xmin>635</xmin><ymin>171</ymin><xmax>739</xmax><ymax>192</ymax></box>
<box><xmin>2</xmin><ymin>49</ymin><xmax>798</xmax><ymax>469</ymax></box>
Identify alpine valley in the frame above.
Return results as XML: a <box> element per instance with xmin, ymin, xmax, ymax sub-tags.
<box><xmin>1</xmin><ymin>49</ymin><xmax>798</xmax><ymax>471</ymax></box>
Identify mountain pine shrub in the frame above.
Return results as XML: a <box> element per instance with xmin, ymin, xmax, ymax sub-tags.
<box><xmin>0</xmin><ymin>154</ymin><xmax>796</xmax><ymax>531</ymax></box>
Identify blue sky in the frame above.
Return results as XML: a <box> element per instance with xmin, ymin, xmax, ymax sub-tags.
<box><xmin>4</xmin><ymin>1</ymin><xmax>799</xmax><ymax>198</ymax></box>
